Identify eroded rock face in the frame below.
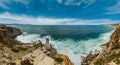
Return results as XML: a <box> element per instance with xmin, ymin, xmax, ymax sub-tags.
<box><xmin>0</xmin><ymin>26</ymin><xmax>22</xmax><ymax>47</ymax></box>
<box><xmin>0</xmin><ymin>26</ymin><xmax>43</xmax><ymax>65</ymax></box>
<box><xmin>81</xmin><ymin>24</ymin><xmax>120</xmax><ymax>65</ymax></box>
<box><xmin>21</xmin><ymin>49</ymin><xmax>73</xmax><ymax>65</ymax></box>
<box><xmin>44</xmin><ymin>38</ymin><xmax>57</xmax><ymax>57</ymax></box>
<box><xmin>21</xmin><ymin>38</ymin><xmax>73</xmax><ymax>65</ymax></box>
<box><xmin>0</xmin><ymin>26</ymin><xmax>22</xmax><ymax>39</ymax></box>
<box><xmin>0</xmin><ymin>26</ymin><xmax>73</xmax><ymax>65</ymax></box>
<box><xmin>22</xmin><ymin>48</ymin><xmax>55</xmax><ymax>65</ymax></box>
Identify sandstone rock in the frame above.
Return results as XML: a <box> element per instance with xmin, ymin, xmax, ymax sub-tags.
<box><xmin>34</xmin><ymin>40</ymin><xmax>43</xmax><ymax>47</ymax></box>
<box><xmin>0</xmin><ymin>26</ymin><xmax>22</xmax><ymax>39</ymax></box>
<box><xmin>0</xmin><ymin>26</ymin><xmax>73</xmax><ymax>65</ymax></box>
<box><xmin>81</xmin><ymin>24</ymin><xmax>120</xmax><ymax>65</ymax></box>
<box><xmin>33</xmin><ymin>40</ymin><xmax>43</xmax><ymax>49</ymax></box>
<box><xmin>44</xmin><ymin>38</ymin><xmax>57</xmax><ymax>57</ymax></box>
<box><xmin>22</xmin><ymin>47</ymin><xmax>55</xmax><ymax>65</ymax></box>
<box><xmin>55</xmin><ymin>54</ymin><xmax>74</xmax><ymax>65</ymax></box>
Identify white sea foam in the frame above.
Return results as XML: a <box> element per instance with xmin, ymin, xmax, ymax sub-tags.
<box><xmin>16</xmin><ymin>30</ymin><xmax>114</xmax><ymax>65</ymax></box>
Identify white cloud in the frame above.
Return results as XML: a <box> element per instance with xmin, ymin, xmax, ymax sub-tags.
<box><xmin>57</xmin><ymin>0</ymin><xmax>63</xmax><ymax>3</ymax></box>
<box><xmin>0</xmin><ymin>0</ymin><xmax>29</xmax><ymax>9</ymax></box>
<box><xmin>0</xmin><ymin>0</ymin><xmax>11</xmax><ymax>9</ymax></box>
<box><xmin>0</xmin><ymin>0</ymin><xmax>95</xmax><ymax>9</ymax></box>
<box><xmin>57</xmin><ymin>0</ymin><xmax>96</xmax><ymax>7</ymax></box>
<box><xmin>15</xmin><ymin>0</ymin><xmax>30</xmax><ymax>5</ymax></box>
<box><xmin>0</xmin><ymin>12</ymin><xmax>119</xmax><ymax>25</ymax></box>
<box><xmin>106</xmin><ymin>1</ymin><xmax>120</xmax><ymax>14</ymax></box>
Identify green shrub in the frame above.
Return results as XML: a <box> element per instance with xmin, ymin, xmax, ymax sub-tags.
<box><xmin>94</xmin><ymin>58</ymin><xmax>104</xmax><ymax>65</ymax></box>
<box><xmin>11</xmin><ymin>48</ymin><xmax>19</xmax><ymax>53</ymax></box>
<box><xmin>116</xmin><ymin>60</ymin><xmax>120</xmax><ymax>64</ymax></box>
<box><xmin>18</xmin><ymin>47</ymin><xmax>27</xmax><ymax>51</ymax></box>
<box><xmin>112</xmin><ymin>45</ymin><xmax>120</xmax><ymax>50</ymax></box>
<box><xmin>55</xmin><ymin>58</ymin><xmax>63</xmax><ymax>64</ymax></box>
<box><xmin>9</xmin><ymin>62</ymin><xmax>16</xmax><ymax>65</ymax></box>
<box><xmin>20</xmin><ymin>59</ymin><xmax>33</xmax><ymax>65</ymax></box>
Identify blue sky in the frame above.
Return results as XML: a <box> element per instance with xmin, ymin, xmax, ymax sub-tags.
<box><xmin>0</xmin><ymin>0</ymin><xmax>120</xmax><ymax>25</ymax></box>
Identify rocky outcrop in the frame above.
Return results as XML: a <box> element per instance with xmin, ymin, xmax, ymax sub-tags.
<box><xmin>0</xmin><ymin>25</ymin><xmax>22</xmax><ymax>39</ymax></box>
<box><xmin>0</xmin><ymin>25</ymin><xmax>22</xmax><ymax>48</ymax></box>
<box><xmin>81</xmin><ymin>24</ymin><xmax>120</xmax><ymax>65</ymax></box>
<box><xmin>20</xmin><ymin>38</ymin><xmax>73</xmax><ymax>65</ymax></box>
<box><xmin>0</xmin><ymin>25</ymin><xmax>73</xmax><ymax>65</ymax></box>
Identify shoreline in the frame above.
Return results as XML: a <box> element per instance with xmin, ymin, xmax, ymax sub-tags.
<box><xmin>14</xmin><ymin>25</ymin><xmax>114</xmax><ymax>65</ymax></box>
<box><xmin>81</xmin><ymin>24</ymin><xmax>120</xmax><ymax>65</ymax></box>
<box><xmin>0</xmin><ymin>25</ymin><xmax>73</xmax><ymax>65</ymax></box>
<box><xmin>0</xmin><ymin>25</ymin><xmax>116</xmax><ymax>65</ymax></box>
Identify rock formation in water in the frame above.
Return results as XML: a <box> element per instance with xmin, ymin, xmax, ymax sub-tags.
<box><xmin>81</xmin><ymin>24</ymin><xmax>120</xmax><ymax>65</ymax></box>
<box><xmin>0</xmin><ymin>25</ymin><xmax>73</xmax><ymax>65</ymax></box>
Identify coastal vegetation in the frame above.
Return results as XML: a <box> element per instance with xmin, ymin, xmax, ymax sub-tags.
<box><xmin>0</xmin><ymin>25</ymin><xmax>73</xmax><ymax>65</ymax></box>
<box><xmin>82</xmin><ymin>24</ymin><xmax>120</xmax><ymax>65</ymax></box>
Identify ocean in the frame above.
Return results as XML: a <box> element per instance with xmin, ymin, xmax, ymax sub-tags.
<box><xmin>7</xmin><ymin>25</ymin><xmax>115</xmax><ymax>65</ymax></box>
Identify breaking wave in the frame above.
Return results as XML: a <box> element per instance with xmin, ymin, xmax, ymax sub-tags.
<box><xmin>16</xmin><ymin>30</ymin><xmax>114</xmax><ymax>65</ymax></box>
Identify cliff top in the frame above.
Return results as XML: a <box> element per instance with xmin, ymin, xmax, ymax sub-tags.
<box><xmin>0</xmin><ymin>25</ymin><xmax>73</xmax><ymax>65</ymax></box>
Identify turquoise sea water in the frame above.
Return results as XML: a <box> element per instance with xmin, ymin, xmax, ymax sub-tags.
<box><xmin>8</xmin><ymin>25</ymin><xmax>114</xmax><ymax>65</ymax></box>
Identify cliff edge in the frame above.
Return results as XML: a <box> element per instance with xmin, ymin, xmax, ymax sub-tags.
<box><xmin>82</xmin><ymin>24</ymin><xmax>120</xmax><ymax>65</ymax></box>
<box><xmin>0</xmin><ymin>25</ymin><xmax>73</xmax><ymax>65</ymax></box>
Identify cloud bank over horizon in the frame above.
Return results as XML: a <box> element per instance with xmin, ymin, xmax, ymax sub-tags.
<box><xmin>0</xmin><ymin>12</ymin><xmax>119</xmax><ymax>25</ymax></box>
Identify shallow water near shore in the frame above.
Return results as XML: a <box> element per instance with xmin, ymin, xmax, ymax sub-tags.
<box><xmin>8</xmin><ymin>25</ymin><xmax>115</xmax><ymax>65</ymax></box>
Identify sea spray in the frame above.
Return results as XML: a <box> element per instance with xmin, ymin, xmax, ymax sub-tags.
<box><xmin>16</xmin><ymin>30</ymin><xmax>114</xmax><ymax>65</ymax></box>
<box><xmin>9</xmin><ymin>25</ymin><xmax>115</xmax><ymax>65</ymax></box>
<box><xmin>49</xmin><ymin>30</ymin><xmax>114</xmax><ymax>65</ymax></box>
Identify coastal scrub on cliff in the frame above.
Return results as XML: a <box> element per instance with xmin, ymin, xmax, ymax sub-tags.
<box><xmin>0</xmin><ymin>25</ymin><xmax>73</xmax><ymax>65</ymax></box>
<box><xmin>82</xmin><ymin>24</ymin><xmax>120</xmax><ymax>65</ymax></box>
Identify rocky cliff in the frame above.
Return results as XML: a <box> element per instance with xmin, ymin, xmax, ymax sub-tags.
<box><xmin>0</xmin><ymin>25</ymin><xmax>73</xmax><ymax>65</ymax></box>
<box><xmin>81</xmin><ymin>24</ymin><xmax>120</xmax><ymax>65</ymax></box>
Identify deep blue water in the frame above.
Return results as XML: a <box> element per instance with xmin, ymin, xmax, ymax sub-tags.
<box><xmin>8</xmin><ymin>25</ymin><xmax>114</xmax><ymax>41</ymax></box>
